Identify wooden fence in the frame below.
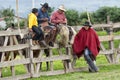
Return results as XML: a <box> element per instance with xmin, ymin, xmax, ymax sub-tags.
<box><xmin>0</xmin><ymin>23</ymin><xmax>120</xmax><ymax>80</ymax></box>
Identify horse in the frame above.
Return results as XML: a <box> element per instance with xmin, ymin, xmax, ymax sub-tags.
<box><xmin>42</xmin><ymin>24</ymin><xmax>77</xmax><ymax>70</ymax></box>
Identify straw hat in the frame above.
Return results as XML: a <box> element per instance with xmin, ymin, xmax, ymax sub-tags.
<box><xmin>58</xmin><ymin>5</ymin><xmax>66</xmax><ymax>12</ymax></box>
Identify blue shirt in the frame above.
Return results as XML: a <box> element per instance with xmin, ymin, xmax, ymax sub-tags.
<box><xmin>37</xmin><ymin>9</ymin><xmax>50</xmax><ymax>24</ymax></box>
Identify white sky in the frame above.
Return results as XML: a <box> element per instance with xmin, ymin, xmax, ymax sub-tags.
<box><xmin>0</xmin><ymin>0</ymin><xmax>120</xmax><ymax>18</ymax></box>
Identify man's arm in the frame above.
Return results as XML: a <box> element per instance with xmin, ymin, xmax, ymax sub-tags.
<box><xmin>51</xmin><ymin>12</ymin><xmax>61</xmax><ymax>24</ymax></box>
<box><xmin>29</xmin><ymin>15</ymin><xmax>34</xmax><ymax>29</ymax></box>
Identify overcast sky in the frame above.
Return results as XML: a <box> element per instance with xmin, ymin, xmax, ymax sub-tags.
<box><xmin>0</xmin><ymin>0</ymin><xmax>120</xmax><ymax>18</ymax></box>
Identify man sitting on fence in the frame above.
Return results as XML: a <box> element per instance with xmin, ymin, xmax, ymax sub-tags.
<box><xmin>28</xmin><ymin>8</ymin><xmax>47</xmax><ymax>47</ymax></box>
<box><xmin>73</xmin><ymin>21</ymin><xmax>100</xmax><ymax>72</ymax></box>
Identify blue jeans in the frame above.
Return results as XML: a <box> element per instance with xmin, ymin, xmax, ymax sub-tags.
<box><xmin>84</xmin><ymin>48</ymin><xmax>98</xmax><ymax>72</ymax></box>
<box><xmin>32</xmin><ymin>26</ymin><xmax>44</xmax><ymax>40</ymax></box>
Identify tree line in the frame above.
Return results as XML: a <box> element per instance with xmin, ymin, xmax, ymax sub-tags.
<box><xmin>66</xmin><ymin>6</ymin><xmax>120</xmax><ymax>26</ymax></box>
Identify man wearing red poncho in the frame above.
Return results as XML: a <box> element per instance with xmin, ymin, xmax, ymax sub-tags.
<box><xmin>73</xmin><ymin>21</ymin><xmax>100</xmax><ymax>72</ymax></box>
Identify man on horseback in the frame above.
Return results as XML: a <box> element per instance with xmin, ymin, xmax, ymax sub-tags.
<box><xmin>28</xmin><ymin>8</ymin><xmax>47</xmax><ymax>47</ymax></box>
<box><xmin>37</xmin><ymin>3</ymin><xmax>50</xmax><ymax>25</ymax></box>
<box><xmin>51</xmin><ymin>5</ymin><xmax>67</xmax><ymax>25</ymax></box>
<box><xmin>37</xmin><ymin>3</ymin><xmax>56</xmax><ymax>46</ymax></box>
<box><xmin>51</xmin><ymin>5</ymin><xmax>76</xmax><ymax>46</ymax></box>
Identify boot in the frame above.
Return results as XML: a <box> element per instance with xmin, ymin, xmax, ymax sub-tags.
<box><xmin>38</xmin><ymin>40</ymin><xmax>47</xmax><ymax>47</ymax></box>
<box><xmin>49</xmin><ymin>42</ymin><xmax>54</xmax><ymax>47</ymax></box>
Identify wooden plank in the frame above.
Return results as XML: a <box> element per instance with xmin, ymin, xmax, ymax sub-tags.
<box><xmin>0</xmin><ymin>29</ymin><xmax>28</xmax><ymax>37</ymax></box>
<box><xmin>93</xmin><ymin>24</ymin><xmax>112</xmax><ymax>28</ymax></box>
<box><xmin>99</xmin><ymin>50</ymin><xmax>114</xmax><ymax>54</ymax></box>
<box><xmin>10</xmin><ymin>36</ymin><xmax>15</xmax><ymax>77</ymax></box>
<box><xmin>49</xmin><ymin>49</ymin><xmax>53</xmax><ymax>71</ymax></box>
<box><xmin>32</xmin><ymin>55</ymin><xmax>71</xmax><ymax>63</ymax></box>
<box><xmin>0</xmin><ymin>44</ymin><xmax>29</xmax><ymax>52</ymax></box>
<box><xmin>99</xmin><ymin>35</ymin><xmax>113</xmax><ymax>42</ymax></box>
<box><xmin>108</xmin><ymin>27</ymin><xmax>114</xmax><ymax>63</ymax></box>
<box><xmin>33</xmin><ymin>70</ymin><xmax>65</xmax><ymax>77</ymax></box>
<box><xmin>0</xmin><ymin>73</ymin><xmax>31</xmax><ymax>80</ymax></box>
<box><xmin>31</xmin><ymin>44</ymin><xmax>71</xmax><ymax>50</ymax></box>
<box><xmin>33</xmin><ymin>67</ymin><xmax>88</xmax><ymax>77</ymax></box>
<box><xmin>0</xmin><ymin>58</ymin><xmax>30</xmax><ymax>68</ymax></box>
<box><xmin>29</xmin><ymin>39</ymin><xmax>34</xmax><ymax>76</ymax></box>
<box><xmin>35</xmin><ymin>50</ymin><xmax>44</xmax><ymax>73</ymax></box>
<box><xmin>66</xmin><ymin>47</ymin><xmax>73</xmax><ymax>70</ymax></box>
<box><xmin>114</xmin><ymin>35</ymin><xmax>120</xmax><ymax>40</ymax></box>
<box><xmin>113</xmin><ymin>22</ymin><xmax>120</xmax><ymax>28</ymax></box>
<box><xmin>1</xmin><ymin>36</ymin><xmax>9</xmax><ymax>62</ymax></box>
<box><xmin>100</xmin><ymin>43</ymin><xmax>113</xmax><ymax>63</ymax></box>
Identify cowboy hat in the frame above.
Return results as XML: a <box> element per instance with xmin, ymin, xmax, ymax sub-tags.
<box><xmin>83</xmin><ymin>21</ymin><xmax>92</xmax><ymax>27</ymax></box>
<box><xmin>40</xmin><ymin>3</ymin><xmax>50</xmax><ymax>10</ymax></box>
<box><xmin>58</xmin><ymin>5</ymin><xmax>66</xmax><ymax>12</ymax></box>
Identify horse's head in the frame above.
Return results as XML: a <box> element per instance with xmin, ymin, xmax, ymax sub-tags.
<box><xmin>42</xmin><ymin>26</ymin><xmax>55</xmax><ymax>46</ymax></box>
<box><xmin>68</xmin><ymin>27</ymin><xmax>77</xmax><ymax>44</ymax></box>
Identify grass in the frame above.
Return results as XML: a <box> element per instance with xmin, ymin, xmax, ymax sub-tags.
<box><xmin>1</xmin><ymin>31</ymin><xmax>120</xmax><ymax>80</ymax></box>
<box><xmin>26</xmin><ymin>55</ymin><xmax>120</xmax><ymax>80</ymax></box>
<box><xmin>27</xmin><ymin>65</ymin><xmax>120</xmax><ymax>80</ymax></box>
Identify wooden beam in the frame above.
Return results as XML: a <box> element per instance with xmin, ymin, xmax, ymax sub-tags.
<box><xmin>0</xmin><ymin>58</ymin><xmax>30</xmax><ymax>68</ymax></box>
<box><xmin>99</xmin><ymin>50</ymin><xmax>114</xmax><ymax>54</ymax></box>
<box><xmin>32</xmin><ymin>55</ymin><xmax>71</xmax><ymax>63</ymax></box>
<box><xmin>0</xmin><ymin>44</ymin><xmax>29</xmax><ymax>52</ymax></box>
<box><xmin>0</xmin><ymin>73</ymin><xmax>31</xmax><ymax>80</ymax></box>
<box><xmin>99</xmin><ymin>35</ymin><xmax>113</xmax><ymax>42</ymax></box>
<box><xmin>114</xmin><ymin>35</ymin><xmax>120</xmax><ymax>40</ymax></box>
<box><xmin>0</xmin><ymin>29</ymin><xmax>28</xmax><ymax>36</ymax></box>
<box><xmin>93</xmin><ymin>24</ymin><xmax>112</xmax><ymax>28</ymax></box>
<box><xmin>113</xmin><ymin>22</ymin><xmax>120</xmax><ymax>28</ymax></box>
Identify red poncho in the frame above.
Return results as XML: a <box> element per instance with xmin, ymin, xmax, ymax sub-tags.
<box><xmin>73</xmin><ymin>27</ymin><xmax>100</xmax><ymax>58</ymax></box>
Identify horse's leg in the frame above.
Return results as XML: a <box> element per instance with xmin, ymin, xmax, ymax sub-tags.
<box><xmin>44</xmin><ymin>49</ymin><xmax>49</xmax><ymax>70</ymax></box>
<box><xmin>49</xmin><ymin>28</ymin><xmax>57</xmax><ymax>47</ymax></box>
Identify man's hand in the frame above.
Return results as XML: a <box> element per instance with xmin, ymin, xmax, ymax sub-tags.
<box><xmin>29</xmin><ymin>28</ymin><xmax>33</xmax><ymax>32</ymax></box>
<box><xmin>57</xmin><ymin>19</ymin><xmax>67</xmax><ymax>24</ymax></box>
<box><xmin>41</xmin><ymin>18</ymin><xmax>48</xmax><ymax>21</ymax></box>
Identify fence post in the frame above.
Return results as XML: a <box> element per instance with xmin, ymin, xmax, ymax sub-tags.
<box><xmin>107</xmin><ymin>16</ymin><xmax>115</xmax><ymax>63</ymax></box>
<box><xmin>109</xmin><ymin>25</ymin><xmax>115</xmax><ymax>63</ymax></box>
<box><xmin>66</xmin><ymin>45</ymin><xmax>73</xmax><ymax>72</ymax></box>
<box><xmin>29</xmin><ymin>39</ymin><xmax>34</xmax><ymax>77</ymax></box>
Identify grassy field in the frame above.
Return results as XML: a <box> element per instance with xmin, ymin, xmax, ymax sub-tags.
<box><xmin>26</xmin><ymin>55</ymin><xmax>120</xmax><ymax>80</ymax></box>
<box><xmin>1</xmin><ymin>31</ymin><xmax>120</xmax><ymax>80</ymax></box>
<box><xmin>1</xmin><ymin>55</ymin><xmax>120</xmax><ymax>80</ymax></box>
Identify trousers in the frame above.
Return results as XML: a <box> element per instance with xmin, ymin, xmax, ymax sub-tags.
<box><xmin>32</xmin><ymin>26</ymin><xmax>44</xmax><ymax>40</ymax></box>
<box><xmin>84</xmin><ymin>48</ymin><xmax>98</xmax><ymax>72</ymax></box>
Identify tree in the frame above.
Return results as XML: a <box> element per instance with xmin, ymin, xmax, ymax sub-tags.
<box><xmin>66</xmin><ymin>9</ymin><xmax>80</xmax><ymax>26</ymax></box>
<box><xmin>92</xmin><ymin>6</ymin><xmax>120</xmax><ymax>23</ymax></box>
<box><xmin>0</xmin><ymin>8</ymin><xmax>15</xmax><ymax>28</ymax></box>
<box><xmin>48</xmin><ymin>7</ymin><xmax>55</xmax><ymax>16</ymax></box>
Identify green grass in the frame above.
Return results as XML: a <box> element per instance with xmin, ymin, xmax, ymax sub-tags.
<box><xmin>27</xmin><ymin>65</ymin><xmax>120</xmax><ymax>80</ymax></box>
